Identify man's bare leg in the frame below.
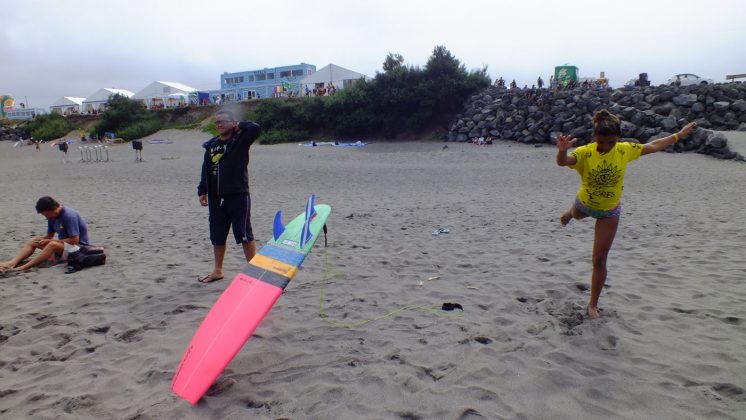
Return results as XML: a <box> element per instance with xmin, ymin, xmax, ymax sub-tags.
<box><xmin>211</xmin><ymin>245</ymin><xmax>226</xmax><ymax>279</ymax></box>
<box><xmin>1</xmin><ymin>238</ymin><xmax>43</xmax><ymax>269</ymax></box>
<box><xmin>14</xmin><ymin>241</ymin><xmax>64</xmax><ymax>271</ymax></box>
<box><xmin>242</xmin><ymin>240</ymin><xmax>256</xmax><ymax>263</ymax></box>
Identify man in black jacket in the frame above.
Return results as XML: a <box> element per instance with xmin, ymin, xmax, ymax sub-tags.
<box><xmin>197</xmin><ymin>109</ymin><xmax>261</xmax><ymax>283</ymax></box>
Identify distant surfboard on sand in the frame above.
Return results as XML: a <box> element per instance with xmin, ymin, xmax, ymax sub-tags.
<box><xmin>172</xmin><ymin>194</ymin><xmax>331</xmax><ymax>405</ymax></box>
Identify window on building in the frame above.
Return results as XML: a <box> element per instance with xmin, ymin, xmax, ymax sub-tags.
<box><xmin>256</xmin><ymin>73</ymin><xmax>266</xmax><ymax>81</ymax></box>
<box><xmin>225</xmin><ymin>78</ymin><xmax>232</xmax><ymax>85</ymax></box>
<box><xmin>308</xmin><ymin>69</ymin><xmax>313</xmax><ymax>75</ymax></box>
<box><xmin>292</xmin><ymin>69</ymin><xmax>304</xmax><ymax>77</ymax></box>
<box><xmin>267</xmin><ymin>73</ymin><xmax>274</xmax><ymax>79</ymax></box>
<box><xmin>237</xmin><ymin>76</ymin><xmax>244</xmax><ymax>83</ymax></box>
<box><xmin>280</xmin><ymin>70</ymin><xmax>291</xmax><ymax>78</ymax></box>
<box><xmin>248</xmin><ymin>75</ymin><xmax>255</xmax><ymax>82</ymax></box>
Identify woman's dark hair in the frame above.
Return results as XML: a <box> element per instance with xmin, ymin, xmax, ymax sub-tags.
<box><xmin>592</xmin><ymin>109</ymin><xmax>622</xmax><ymax>136</ymax></box>
<box><xmin>35</xmin><ymin>196</ymin><xmax>60</xmax><ymax>213</ymax></box>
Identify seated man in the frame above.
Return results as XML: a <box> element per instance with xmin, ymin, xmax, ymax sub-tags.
<box><xmin>0</xmin><ymin>196</ymin><xmax>90</xmax><ymax>273</ymax></box>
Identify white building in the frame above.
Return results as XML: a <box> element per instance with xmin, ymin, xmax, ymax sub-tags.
<box><xmin>82</xmin><ymin>88</ymin><xmax>134</xmax><ymax>113</ymax></box>
<box><xmin>132</xmin><ymin>81</ymin><xmax>197</xmax><ymax>109</ymax></box>
<box><xmin>6</xmin><ymin>108</ymin><xmax>47</xmax><ymax>120</ymax></box>
<box><xmin>300</xmin><ymin>64</ymin><xmax>368</xmax><ymax>94</ymax></box>
<box><xmin>49</xmin><ymin>97</ymin><xmax>85</xmax><ymax>115</ymax></box>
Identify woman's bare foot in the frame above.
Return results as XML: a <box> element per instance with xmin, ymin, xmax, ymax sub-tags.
<box><xmin>587</xmin><ymin>305</ymin><xmax>601</xmax><ymax>319</ymax></box>
<box><xmin>560</xmin><ymin>211</ymin><xmax>573</xmax><ymax>226</ymax></box>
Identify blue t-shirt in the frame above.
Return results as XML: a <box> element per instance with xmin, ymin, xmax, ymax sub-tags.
<box><xmin>47</xmin><ymin>207</ymin><xmax>90</xmax><ymax>246</ymax></box>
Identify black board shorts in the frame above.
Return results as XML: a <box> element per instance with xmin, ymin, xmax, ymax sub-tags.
<box><xmin>208</xmin><ymin>193</ymin><xmax>254</xmax><ymax>245</ymax></box>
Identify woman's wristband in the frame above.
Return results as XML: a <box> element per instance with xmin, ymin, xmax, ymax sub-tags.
<box><xmin>673</xmin><ymin>133</ymin><xmax>680</xmax><ymax>142</ymax></box>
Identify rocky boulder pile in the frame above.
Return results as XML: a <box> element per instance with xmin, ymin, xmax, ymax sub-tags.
<box><xmin>447</xmin><ymin>83</ymin><xmax>746</xmax><ymax>160</ymax></box>
<box><xmin>0</xmin><ymin>124</ymin><xmax>24</xmax><ymax>142</ymax></box>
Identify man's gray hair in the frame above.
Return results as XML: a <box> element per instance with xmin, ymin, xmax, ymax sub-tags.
<box><xmin>215</xmin><ymin>109</ymin><xmax>235</xmax><ymax>121</ymax></box>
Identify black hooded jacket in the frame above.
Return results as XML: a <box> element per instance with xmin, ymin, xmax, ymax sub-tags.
<box><xmin>197</xmin><ymin>121</ymin><xmax>261</xmax><ymax>197</ymax></box>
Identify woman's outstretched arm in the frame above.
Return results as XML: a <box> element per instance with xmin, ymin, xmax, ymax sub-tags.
<box><xmin>642</xmin><ymin>122</ymin><xmax>698</xmax><ymax>156</ymax></box>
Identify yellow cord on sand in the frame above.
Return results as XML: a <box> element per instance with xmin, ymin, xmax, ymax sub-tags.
<box><xmin>317</xmin><ymin>249</ymin><xmax>464</xmax><ymax>329</ymax></box>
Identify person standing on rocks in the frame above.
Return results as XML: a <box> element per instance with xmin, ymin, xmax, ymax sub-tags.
<box><xmin>555</xmin><ymin>109</ymin><xmax>697</xmax><ymax>319</ymax></box>
<box><xmin>537</xmin><ymin>77</ymin><xmax>544</xmax><ymax>89</ymax></box>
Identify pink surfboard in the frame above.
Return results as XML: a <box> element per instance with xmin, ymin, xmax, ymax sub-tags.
<box><xmin>172</xmin><ymin>198</ymin><xmax>330</xmax><ymax>404</ymax></box>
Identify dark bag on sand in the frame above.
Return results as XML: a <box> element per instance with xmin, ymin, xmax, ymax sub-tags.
<box><xmin>65</xmin><ymin>246</ymin><xmax>106</xmax><ymax>274</ymax></box>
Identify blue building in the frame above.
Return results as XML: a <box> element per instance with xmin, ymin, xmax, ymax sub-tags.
<box><xmin>211</xmin><ymin>63</ymin><xmax>316</xmax><ymax>102</ymax></box>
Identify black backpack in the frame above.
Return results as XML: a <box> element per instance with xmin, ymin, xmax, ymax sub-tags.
<box><xmin>65</xmin><ymin>246</ymin><xmax>106</xmax><ymax>274</ymax></box>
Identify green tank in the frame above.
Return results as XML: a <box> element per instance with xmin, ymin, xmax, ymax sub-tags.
<box><xmin>554</xmin><ymin>66</ymin><xmax>579</xmax><ymax>82</ymax></box>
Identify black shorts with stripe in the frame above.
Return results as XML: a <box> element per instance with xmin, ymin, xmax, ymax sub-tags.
<box><xmin>208</xmin><ymin>193</ymin><xmax>254</xmax><ymax>245</ymax></box>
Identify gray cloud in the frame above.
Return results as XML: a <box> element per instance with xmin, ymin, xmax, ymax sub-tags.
<box><xmin>3</xmin><ymin>0</ymin><xmax>745</xmax><ymax>109</ymax></box>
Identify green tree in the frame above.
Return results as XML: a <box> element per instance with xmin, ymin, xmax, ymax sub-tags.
<box><xmin>382</xmin><ymin>53</ymin><xmax>405</xmax><ymax>73</ymax></box>
<box><xmin>95</xmin><ymin>94</ymin><xmax>149</xmax><ymax>136</ymax></box>
<box><xmin>25</xmin><ymin>114</ymin><xmax>72</xmax><ymax>141</ymax></box>
<box><xmin>94</xmin><ymin>94</ymin><xmax>165</xmax><ymax>139</ymax></box>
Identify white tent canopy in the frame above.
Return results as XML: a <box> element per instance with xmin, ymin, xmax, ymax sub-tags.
<box><xmin>51</xmin><ymin>96</ymin><xmax>85</xmax><ymax>107</ymax></box>
<box><xmin>50</xmin><ymin>97</ymin><xmax>85</xmax><ymax>114</ymax></box>
<box><xmin>82</xmin><ymin>88</ymin><xmax>134</xmax><ymax>112</ymax></box>
<box><xmin>132</xmin><ymin>81</ymin><xmax>197</xmax><ymax>108</ymax></box>
<box><xmin>300</xmin><ymin>64</ymin><xmax>368</xmax><ymax>90</ymax></box>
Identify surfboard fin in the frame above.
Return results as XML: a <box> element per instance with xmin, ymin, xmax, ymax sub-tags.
<box><xmin>300</xmin><ymin>194</ymin><xmax>315</xmax><ymax>248</ymax></box>
<box><xmin>272</xmin><ymin>210</ymin><xmax>285</xmax><ymax>242</ymax></box>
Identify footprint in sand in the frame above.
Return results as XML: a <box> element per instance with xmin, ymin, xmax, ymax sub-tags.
<box><xmin>114</xmin><ymin>327</ymin><xmax>145</xmax><ymax>343</ymax></box>
<box><xmin>205</xmin><ymin>378</ymin><xmax>235</xmax><ymax>397</ymax></box>
<box><xmin>711</xmin><ymin>383</ymin><xmax>746</xmax><ymax>402</ymax></box>
<box><xmin>721</xmin><ymin>316</ymin><xmax>741</xmax><ymax>325</ymax></box>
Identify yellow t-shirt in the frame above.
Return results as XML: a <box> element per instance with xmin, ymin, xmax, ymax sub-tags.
<box><xmin>568</xmin><ymin>141</ymin><xmax>643</xmax><ymax>211</ymax></box>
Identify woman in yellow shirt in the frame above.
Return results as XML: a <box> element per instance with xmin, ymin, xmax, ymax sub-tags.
<box><xmin>556</xmin><ymin>109</ymin><xmax>697</xmax><ymax>318</ymax></box>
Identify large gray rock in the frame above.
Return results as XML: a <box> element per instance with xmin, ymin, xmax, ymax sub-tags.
<box><xmin>569</xmin><ymin>126</ymin><xmax>588</xmax><ymax>139</ymax></box>
<box><xmin>620</xmin><ymin>120</ymin><xmax>638</xmax><ymax>138</ymax></box>
<box><xmin>645</xmin><ymin>94</ymin><xmax>660</xmax><ymax>105</ymax></box>
<box><xmin>621</xmin><ymin>107</ymin><xmax>637</xmax><ymax>119</ymax></box>
<box><xmin>705</xmin><ymin>132</ymin><xmax>727</xmax><ymax>149</ymax></box>
<box><xmin>673</xmin><ymin>94</ymin><xmax>698</xmax><ymax>107</ymax></box>
<box><xmin>732</xmin><ymin>99</ymin><xmax>746</xmax><ymax>113</ymax></box>
<box><xmin>660</xmin><ymin>116</ymin><xmax>678</xmax><ymax>131</ymax></box>
<box><xmin>713</xmin><ymin>101</ymin><xmax>731</xmax><ymax>111</ymax></box>
<box><xmin>691</xmin><ymin>102</ymin><xmax>705</xmax><ymax>113</ymax></box>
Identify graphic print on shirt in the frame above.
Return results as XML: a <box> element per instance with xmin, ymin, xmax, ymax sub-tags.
<box><xmin>587</xmin><ymin>159</ymin><xmax>621</xmax><ymax>200</ymax></box>
<box><xmin>209</xmin><ymin>143</ymin><xmax>227</xmax><ymax>175</ymax></box>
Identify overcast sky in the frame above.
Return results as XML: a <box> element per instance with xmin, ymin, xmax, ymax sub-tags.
<box><xmin>3</xmin><ymin>0</ymin><xmax>745</xmax><ymax>109</ymax></box>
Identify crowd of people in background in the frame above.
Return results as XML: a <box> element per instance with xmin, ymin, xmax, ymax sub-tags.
<box><xmin>305</xmin><ymin>83</ymin><xmax>337</xmax><ymax>97</ymax></box>
<box><xmin>495</xmin><ymin>76</ymin><xmax>609</xmax><ymax>92</ymax></box>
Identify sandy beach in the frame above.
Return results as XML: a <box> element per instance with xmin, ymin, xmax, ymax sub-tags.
<box><xmin>1</xmin><ymin>131</ymin><xmax>745</xmax><ymax>419</ymax></box>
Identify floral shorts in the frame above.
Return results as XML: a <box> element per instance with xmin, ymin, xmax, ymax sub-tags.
<box><xmin>575</xmin><ymin>197</ymin><xmax>621</xmax><ymax>219</ymax></box>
